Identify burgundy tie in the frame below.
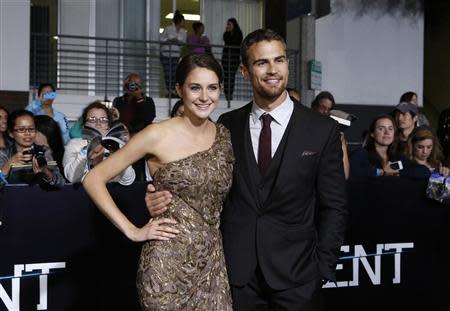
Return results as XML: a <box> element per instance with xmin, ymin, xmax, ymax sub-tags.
<box><xmin>258</xmin><ymin>114</ymin><xmax>273</xmax><ymax>175</ymax></box>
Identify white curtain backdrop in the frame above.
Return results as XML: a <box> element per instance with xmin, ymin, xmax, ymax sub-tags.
<box><xmin>202</xmin><ymin>0</ymin><xmax>263</xmax><ymax>46</ymax></box>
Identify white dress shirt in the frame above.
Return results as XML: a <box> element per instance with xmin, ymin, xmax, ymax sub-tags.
<box><xmin>249</xmin><ymin>92</ymin><xmax>294</xmax><ymax>162</ymax></box>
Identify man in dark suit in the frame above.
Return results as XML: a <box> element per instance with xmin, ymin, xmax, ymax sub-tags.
<box><xmin>145</xmin><ymin>29</ymin><xmax>347</xmax><ymax>310</ymax></box>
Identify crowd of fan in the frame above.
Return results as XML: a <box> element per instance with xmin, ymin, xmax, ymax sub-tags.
<box><xmin>0</xmin><ymin>74</ymin><xmax>154</xmax><ymax>188</ymax></box>
<box><xmin>309</xmin><ymin>90</ymin><xmax>450</xmax><ymax>181</ymax></box>
<box><xmin>5</xmin><ymin>9</ymin><xmax>447</xmax><ymax>189</ymax></box>
<box><xmin>1</xmin><ymin>81</ymin><xmax>449</xmax><ymax>191</ymax></box>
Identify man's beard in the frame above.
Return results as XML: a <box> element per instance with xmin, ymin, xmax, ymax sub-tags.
<box><xmin>255</xmin><ymin>84</ymin><xmax>286</xmax><ymax>101</ymax></box>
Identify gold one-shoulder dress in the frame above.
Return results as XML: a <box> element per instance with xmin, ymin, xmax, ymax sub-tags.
<box><xmin>137</xmin><ymin>123</ymin><xmax>234</xmax><ymax>311</ymax></box>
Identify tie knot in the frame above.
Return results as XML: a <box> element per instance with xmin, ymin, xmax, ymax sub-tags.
<box><xmin>260</xmin><ymin>114</ymin><xmax>273</xmax><ymax>127</ymax></box>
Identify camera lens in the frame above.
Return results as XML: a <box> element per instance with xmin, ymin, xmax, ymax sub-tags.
<box><xmin>127</xmin><ymin>82</ymin><xmax>140</xmax><ymax>92</ymax></box>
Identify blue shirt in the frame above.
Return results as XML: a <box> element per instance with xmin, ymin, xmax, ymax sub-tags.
<box><xmin>26</xmin><ymin>99</ymin><xmax>70</xmax><ymax>144</ymax></box>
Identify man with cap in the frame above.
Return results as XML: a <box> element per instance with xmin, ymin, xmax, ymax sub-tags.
<box><xmin>394</xmin><ymin>102</ymin><xmax>418</xmax><ymax>153</ymax></box>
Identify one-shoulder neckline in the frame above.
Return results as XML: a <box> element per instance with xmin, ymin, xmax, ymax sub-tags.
<box><xmin>153</xmin><ymin>123</ymin><xmax>221</xmax><ymax>177</ymax></box>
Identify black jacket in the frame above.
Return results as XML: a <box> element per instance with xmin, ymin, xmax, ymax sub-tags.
<box><xmin>113</xmin><ymin>94</ymin><xmax>156</xmax><ymax>134</ymax></box>
<box><xmin>218</xmin><ymin>101</ymin><xmax>348</xmax><ymax>290</ymax></box>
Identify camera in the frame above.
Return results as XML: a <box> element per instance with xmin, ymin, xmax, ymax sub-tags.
<box><xmin>101</xmin><ymin>138</ymin><xmax>121</xmax><ymax>153</ymax></box>
<box><xmin>23</xmin><ymin>144</ymin><xmax>47</xmax><ymax>167</ymax></box>
<box><xmin>389</xmin><ymin>161</ymin><xmax>403</xmax><ymax>171</ymax></box>
<box><xmin>126</xmin><ymin>82</ymin><xmax>141</xmax><ymax>92</ymax></box>
<box><xmin>329</xmin><ymin>110</ymin><xmax>357</xmax><ymax>132</ymax></box>
<box><xmin>43</xmin><ymin>92</ymin><xmax>56</xmax><ymax>101</ymax></box>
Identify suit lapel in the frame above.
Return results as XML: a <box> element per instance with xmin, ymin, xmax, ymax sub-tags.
<box><xmin>231</xmin><ymin>103</ymin><xmax>262</xmax><ymax>210</ymax></box>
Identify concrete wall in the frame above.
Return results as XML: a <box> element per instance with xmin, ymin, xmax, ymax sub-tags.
<box><xmin>315</xmin><ymin>0</ymin><xmax>424</xmax><ymax>107</ymax></box>
<box><xmin>0</xmin><ymin>0</ymin><xmax>30</xmax><ymax>92</ymax></box>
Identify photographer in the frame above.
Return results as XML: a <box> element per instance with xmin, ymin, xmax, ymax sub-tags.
<box><xmin>113</xmin><ymin>73</ymin><xmax>155</xmax><ymax>181</ymax></box>
<box><xmin>63</xmin><ymin>101</ymin><xmax>135</xmax><ymax>185</ymax></box>
<box><xmin>113</xmin><ymin>73</ymin><xmax>156</xmax><ymax>135</ymax></box>
<box><xmin>0</xmin><ymin>110</ymin><xmax>65</xmax><ymax>187</ymax></box>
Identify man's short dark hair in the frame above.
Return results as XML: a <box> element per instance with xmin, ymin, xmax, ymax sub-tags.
<box><xmin>240</xmin><ymin>29</ymin><xmax>286</xmax><ymax>68</ymax></box>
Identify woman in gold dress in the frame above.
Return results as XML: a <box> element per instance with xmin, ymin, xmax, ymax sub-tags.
<box><xmin>83</xmin><ymin>54</ymin><xmax>233</xmax><ymax>310</ymax></box>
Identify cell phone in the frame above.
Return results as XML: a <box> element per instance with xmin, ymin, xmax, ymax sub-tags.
<box><xmin>389</xmin><ymin>161</ymin><xmax>403</xmax><ymax>171</ymax></box>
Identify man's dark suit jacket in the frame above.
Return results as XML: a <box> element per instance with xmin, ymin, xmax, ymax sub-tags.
<box><xmin>218</xmin><ymin>100</ymin><xmax>348</xmax><ymax>291</ymax></box>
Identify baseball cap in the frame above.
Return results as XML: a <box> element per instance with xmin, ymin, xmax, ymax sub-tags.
<box><xmin>394</xmin><ymin>102</ymin><xmax>418</xmax><ymax>115</ymax></box>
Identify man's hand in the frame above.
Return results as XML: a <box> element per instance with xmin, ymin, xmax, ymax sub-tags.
<box><xmin>145</xmin><ymin>184</ymin><xmax>172</xmax><ymax>217</ymax></box>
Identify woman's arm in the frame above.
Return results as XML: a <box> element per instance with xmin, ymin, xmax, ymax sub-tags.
<box><xmin>83</xmin><ymin>124</ymin><xmax>178</xmax><ymax>241</ymax></box>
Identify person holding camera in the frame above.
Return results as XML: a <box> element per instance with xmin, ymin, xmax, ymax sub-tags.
<box><xmin>63</xmin><ymin>101</ymin><xmax>135</xmax><ymax>185</ymax></box>
<box><xmin>349</xmin><ymin>115</ymin><xmax>429</xmax><ymax>178</ymax></box>
<box><xmin>113</xmin><ymin>73</ymin><xmax>155</xmax><ymax>181</ymax></box>
<box><xmin>0</xmin><ymin>110</ymin><xmax>65</xmax><ymax>187</ymax></box>
<box><xmin>406</xmin><ymin>125</ymin><xmax>449</xmax><ymax>177</ymax></box>
<box><xmin>113</xmin><ymin>73</ymin><xmax>156</xmax><ymax>135</ymax></box>
<box><xmin>26</xmin><ymin>83</ymin><xmax>70</xmax><ymax>145</ymax></box>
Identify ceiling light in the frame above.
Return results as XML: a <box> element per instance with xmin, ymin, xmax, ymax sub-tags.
<box><xmin>165</xmin><ymin>13</ymin><xmax>200</xmax><ymax>21</ymax></box>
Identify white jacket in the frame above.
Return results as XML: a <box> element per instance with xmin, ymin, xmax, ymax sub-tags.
<box><xmin>63</xmin><ymin>138</ymin><xmax>135</xmax><ymax>185</ymax></box>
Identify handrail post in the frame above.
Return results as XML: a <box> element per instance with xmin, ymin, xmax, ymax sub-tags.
<box><xmin>105</xmin><ymin>39</ymin><xmax>109</xmax><ymax>100</ymax></box>
<box><xmin>32</xmin><ymin>34</ymin><xmax>37</xmax><ymax>98</ymax></box>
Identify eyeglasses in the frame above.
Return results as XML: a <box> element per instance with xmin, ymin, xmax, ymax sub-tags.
<box><xmin>86</xmin><ymin>116</ymin><xmax>109</xmax><ymax>124</ymax></box>
<box><xmin>13</xmin><ymin>127</ymin><xmax>36</xmax><ymax>133</ymax></box>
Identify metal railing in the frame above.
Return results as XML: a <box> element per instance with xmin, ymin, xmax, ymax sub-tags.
<box><xmin>30</xmin><ymin>33</ymin><xmax>300</xmax><ymax>105</ymax></box>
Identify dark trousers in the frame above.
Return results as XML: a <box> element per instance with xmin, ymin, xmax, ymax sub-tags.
<box><xmin>231</xmin><ymin>266</ymin><xmax>323</xmax><ymax>311</ymax></box>
<box><xmin>222</xmin><ymin>59</ymin><xmax>239</xmax><ymax>101</ymax></box>
<box><xmin>160</xmin><ymin>55</ymin><xmax>178</xmax><ymax>92</ymax></box>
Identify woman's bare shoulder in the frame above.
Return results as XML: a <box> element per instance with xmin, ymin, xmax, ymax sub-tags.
<box><xmin>134</xmin><ymin>118</ymin><xmax>181</xmax><ymax>147</ymax></box>
<box><xmin>147</xmin><ymin>118</ymin><xmax>180</xmax><ymax>133</ymax></box>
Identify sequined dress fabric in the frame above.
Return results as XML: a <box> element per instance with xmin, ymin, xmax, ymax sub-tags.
<box><xmin>137</xmin><ymin>123</ymin><xmax>234</xmax><ymax>310</ymax></box>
